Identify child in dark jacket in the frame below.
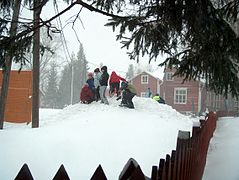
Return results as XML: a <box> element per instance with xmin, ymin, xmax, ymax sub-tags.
<box><xmin>80</xmin><ymin>83</ymin><xmax>94</xmax><ymax>104</ymax></box>
<box><xmin>99</xmin><ymin>66</ymin><xmax>109</xmax><ymax>105</ymax></box>
<box><xmin>117</xmin><ymin>81</ymin><xmax>137</xmax><ymax>109</ymax></box>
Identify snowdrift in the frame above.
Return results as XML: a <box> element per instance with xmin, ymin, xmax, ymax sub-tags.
<box><xmin>0</xmin><ymin>97</ymin><xmax>194</xmax><ymax>179</ymax></box>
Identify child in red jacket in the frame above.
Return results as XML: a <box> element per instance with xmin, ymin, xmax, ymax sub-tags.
<box><xmin>109</xmin><ymin>71</ymin><xmax>126</xmax><ymax>97</ymax></box>
<box><xmin>80</xmin><ymin>83</ymin><xmax>94</xmax><ymax>104</ymax></box>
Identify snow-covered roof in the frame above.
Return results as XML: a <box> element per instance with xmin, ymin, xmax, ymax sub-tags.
<box><xmin>129</xmin><ymin>67</ymin><xmax>164</xmax><ymax>81</ymax></box>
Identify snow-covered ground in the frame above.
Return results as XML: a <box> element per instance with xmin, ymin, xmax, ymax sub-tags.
<box><xmin>203</xmin><ymin>117</ymin><xmax>239</xmax><ymax>180</ymax></box>
<box><xmin>0</xmin><ymin>97</ymin><xmax>194</xmax><ymax>179</ymax></box>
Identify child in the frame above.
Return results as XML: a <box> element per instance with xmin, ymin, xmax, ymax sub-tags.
<box><xmin>117</xmin><ymin>81</ymin><xmax>137</xmax><ymax>109</ymax></box>
<box><xmin>80</xmin><ymin>83</ymin><xmax>94</xmax><ymax>104</ymax></box>
<box><xmin>99</xmin><ymin>66</ymin><xmax>109</xmax><ymax>105</ymax></box>
<box><xmin>94</xmin><ymin>68</ymin><xmax>102</xmax><ymax>101</ymax></box>
<box><xmin>152</xmin><ymin>93</ymin><xmax>165</xmax><ymax>104</ymax></box>
<box><xmin>109</xmin><ymin>71</ymin><xmax>126</xmax><ymax>97</ymax></box>
<box><xmin>86</xmin><ymin>72</ymin><xmax>95</xmax><ymax>99</ymax></box>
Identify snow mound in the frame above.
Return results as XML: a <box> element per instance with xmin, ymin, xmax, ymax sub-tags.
<box><xmin>0</xmin><ymin>97</ymin><xmax>194</xmax><ymax>180</ymax></box>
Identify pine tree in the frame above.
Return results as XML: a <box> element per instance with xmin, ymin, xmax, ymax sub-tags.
<box><xmin>58</xmin><ymin>44</ymin><xmax>88</xmax><ymax>108</ymax></box>
<box><xmin>58</xmin><ymin>63</ymin><xmax>71</xmax><ymax>108</ymax></box>
<box><xmin>126</xmin><ymin>64</ymin><xmax>134</xmax><ymax>80</ymax></box>
<box><xmin>43</xmin><ymin>62</ymin><xmax>59</xmax><ymax>108</ymax></box>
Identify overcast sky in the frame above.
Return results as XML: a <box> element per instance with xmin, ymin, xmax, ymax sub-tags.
<box><xmin>37</xmin><ymin>1</ymin><xmax>164</xmax><ymax>77</ymax></box>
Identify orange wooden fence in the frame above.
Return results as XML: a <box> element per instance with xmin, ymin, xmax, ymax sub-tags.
<box><xmin>14</xmin><ymin>112</ymin><xmax>217</xmax><ymax>180</ymax></box>
<box><xmin>0</xmin><ymin>70</ymin><xmax>32</xmax><ymax>123</ymax></box>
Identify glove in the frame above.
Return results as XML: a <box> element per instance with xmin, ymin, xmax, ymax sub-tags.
<box><xmin>116</xmin><ymin>96</ymin><xmax>121</xmax><ymax>101</ymax></box>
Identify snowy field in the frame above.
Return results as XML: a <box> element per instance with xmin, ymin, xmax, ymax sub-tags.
<box><xmin>0</xmin><ymin>97</ymin><xmax>194</xmax><ymax>179</ymax></box>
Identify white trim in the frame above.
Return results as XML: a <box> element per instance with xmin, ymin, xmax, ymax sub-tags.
<box><xmin>141</xmin><ymin>75</ymin><xmax>149</xmax><ymax>84</ymax></box>
<box><xmin>174</xmin><ymin>88</ymin><xmax>187</xmax><ymax>104</ymax></box>
<box><xmin>165</xmin><ymin>72</ymin><xmax>174</xmax><ymax>81</ymax></box>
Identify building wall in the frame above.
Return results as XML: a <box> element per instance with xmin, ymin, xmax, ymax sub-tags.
<box><xmin>129</xmin><ymin>72</ymin><xmax>160</xmax><ymax>97</ymax></box>
<box><xmin>161</xmin><ymin>68</ymin><xmax>201</xmax><ymax>114</ymax></box>
<box><xmin>0</xmin><ymin>70</ymin><xmax>32</xmax><ymax>123</ymax></box>
<box><xmin>161</xmin><ymin>68</ymin><xmax>239</xmax><ymax>115</ymax></box>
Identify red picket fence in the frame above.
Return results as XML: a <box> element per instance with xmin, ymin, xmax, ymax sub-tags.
<box><xmin>14</xmin><ymin>112</ymin><xmax>217</xmax><ymax>180</ymax></box>
<box><xmin>150</xmin><ymin>111</ymin><xmax>217</xmax><ymax>180</ymax></box>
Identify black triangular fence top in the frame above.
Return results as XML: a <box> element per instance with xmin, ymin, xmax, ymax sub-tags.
<box><xmin>52</xmin><ymin>164</ymin><xmax>70</xmax><ymax>180</ymax></box>
<box><xmin>90</xmin><ymin>165</ymin><xmax>107</xmax><ymax>180</ymax></box>
<box><xmin>15</xmin><ymin>164</ymin><xmax>34</xmax><ymax>180</ymax></box>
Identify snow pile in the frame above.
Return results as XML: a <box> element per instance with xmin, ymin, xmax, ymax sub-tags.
<box><xmin>0</xmin><ymin>97</ymin><xmax>193</xmax><ymax>179</ymax></box>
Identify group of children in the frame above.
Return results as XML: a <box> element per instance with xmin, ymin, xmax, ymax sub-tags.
<box><xmin>80</xmin><ymin>66</ymin><xmax>137</xmax><ymax>108</ymax></box>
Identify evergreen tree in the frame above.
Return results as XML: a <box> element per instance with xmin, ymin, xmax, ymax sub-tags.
<box><xmin>126</xmin><ymin>64</ymin><xmax>134</xmax><ymax>80</ymax></box>
<box><xmin>76</xmin><ymin>43</ymin><xmax>88</xmax><ymax>91</ymax></box>
<box><xmin>58</xmin><ymin>44</ymin><xmax>88</xmax><ymax>108</ymax></box>
<box><xmin>58</xmin><ymin>63</ymin><xmax>72</xmax><ymax>108</ymax></box>
<box><xmin>43</xmin><ymin>61</ymin><xmax>59</xmax><ymax>108</ymax></box>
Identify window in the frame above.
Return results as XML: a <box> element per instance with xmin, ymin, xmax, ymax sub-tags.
<box><xmin>174</xmin><ymin>88</ymin><xmax>187</xmax><ymax>104</ymax></box>
<box><xmin>165</xmin><ymin>72</ymin><xmax>173</xmax><ymax>81</ymax></box>
<box><xmin>141</xmin><ymin>75</ymin><xmax>148</xmax><ymax>84</ymax></box>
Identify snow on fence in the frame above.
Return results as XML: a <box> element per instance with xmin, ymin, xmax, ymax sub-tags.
<box><xmin>14</xmin><ymin>112</ymin><xmax>217</xmax><ymax>180</ymax></box>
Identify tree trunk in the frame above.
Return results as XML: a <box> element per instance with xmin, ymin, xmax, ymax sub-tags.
<box><xmin>0</xmin><ymin>0</ymin><xmax>22</xmax><ymax>129</ymax></box>
<box><xmin>32</xmin><ymin>0</ymin><xmax>41</xmax><ymax>128</ymax></box>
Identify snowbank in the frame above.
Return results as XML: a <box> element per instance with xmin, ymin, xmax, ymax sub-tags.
<box><xmin>0</xmin><ymin>97</ymin><xmax>193</xmax><ymax>179</ymax></box>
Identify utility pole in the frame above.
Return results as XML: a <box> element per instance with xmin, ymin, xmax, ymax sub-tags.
<box><xmin>32</xmin><ymin>0</ymin><xmax>41</xmax><ymax>128</ymax></box>
<box><xmin>0</xmin><ymin>0</ymin><xmax>22</xmax><ymax>129</ymax></box>
<box><xmin>70</xmin><ymin>59</ymin><xmax>74</xmax><ymax>105</ymax></box>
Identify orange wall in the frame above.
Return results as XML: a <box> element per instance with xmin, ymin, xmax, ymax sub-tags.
<box><xmin>0</xmin><ymin>70</ymin><xmax>32</xmax><ymax>123</ymax></box>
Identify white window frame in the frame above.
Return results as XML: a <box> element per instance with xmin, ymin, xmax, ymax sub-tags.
<box><xmin>141</xmin><ymin>92</ymin><xmax>147</xmax><ymax>97</ymax></box>
<box><xmin>174</xmin><ymin>88</ymin><xmax>187</xmax><ymax>104</ymax></box>
<box><xmin>165</xmin><ymin>72</ymin><xmax>174</xmax><ymax>81</ymax></box>
<box><xmin>141</xmin><ymin>75</ymin><xmax>149</xmax><ymax>84</ymax></box>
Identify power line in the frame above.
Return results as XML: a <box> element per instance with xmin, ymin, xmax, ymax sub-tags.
<box><xmin>53</xmin><ymin>3</ymin><xmax>127</xmax><ymax>75</ymax></box>
<box><xmin>54</xmin><ymin>2</ymin><xmax>72</xmax><ymax>63</ymax></box>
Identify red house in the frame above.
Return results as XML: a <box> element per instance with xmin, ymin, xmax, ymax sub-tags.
<box><xmin>128</xmin><ymin>71</ymin><xmax>162</xmax><ymax>97</ymax></box>
<box><xmin>160</xmin><ymin>68</ymin><xmax>239</xmax><ymax>115</ymax></box>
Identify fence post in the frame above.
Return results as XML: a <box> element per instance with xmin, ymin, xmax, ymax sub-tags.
<box><xmin>176</xmin><ymin>130</ymin><xmax>190</xmax><ymax>180</ymax></box>
<box><xmin>151</xmin><ymin>166</ymin><xmax>158</xmax><ymax>180</ymax></box>
<box><xmin>90</xmin><ymin>165</ymin><xmax>107</xmax><ymax>180</ymax></box>
<box><xmin>15</xmin><ymin>164</ymin><xmax>34</xmax><ymax>180</ymax></box>
<box><xmin>52</xmin><ymin>164</ymin><xmax>70</xmax><ymax>180</ymax></box>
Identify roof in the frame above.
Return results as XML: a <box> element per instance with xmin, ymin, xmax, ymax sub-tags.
<box><xmin>129</xmin><ymin>69</ymin><xmax>164</xmax><ymax>81</ymax></box>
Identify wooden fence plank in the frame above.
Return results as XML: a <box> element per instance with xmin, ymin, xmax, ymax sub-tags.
<box><xmin>151</xmin><ymin>166</ymin><xmax>158</xmax><ymax>180</ymax></box>
<box><xmin>130</xmin><ymin>166</ymin><xmax>146</xmax><ymax>180</ymax></box>
<box><xmin>14</xmin><ymin>164</ymin><xmax>34</xmax><ymax>180</ymax></box>
<box><xmin>90</xmin><ymin>165</ymin><xmax>107</xmax><ymax>180</ymax></box>
<box><xmin>158</xmin><ymin>158</ymin><xmax>165</xmax><ymax>180</ymax></box>
<box><xmin>52</xmin><ymin>164</ymin><xmax>70</xmax><ymax>180</ymax></box>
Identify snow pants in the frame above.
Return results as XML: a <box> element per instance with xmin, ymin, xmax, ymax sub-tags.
<box><xmin>99</xmin><ymin>86</ymin><xmax>109</xmax><ymax>105</ymax></box>
<box><xmin>121</xmin><ymin>90</ymin><xmax>135</xmax><ymax>108</ymax></box>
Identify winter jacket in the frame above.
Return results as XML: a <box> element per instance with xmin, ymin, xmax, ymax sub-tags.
<box><xmin>153</xmin><ymin>95</ymin><xmax>165</xmax><ymax>104</ymax></box>
<box><xmin>100</xmin><ymin>72</ymin><xmax>109</xmax><ymax>86</ymax></box>
<box><xmin>94</xmin><ymin>72</ymin><xmax>102</xmax><ymax>87</ymax></box>
<box><xmin>80</xmin><ymin>85</ymin><xmax>94</xmax><ymax>103</ymax></box>
<box><xmin>109</xmin><ymin>71</ymin><xmax>126</xmax><ymax>85</ymax></box>
<box><xmin>86</xmin><ymin>78</ymin><xmax>95</xmax><ymax>91</ymax></box>
<box><xmin>127</xmin><ymin>84</ymin><xmax>137</xmax><ymax>94</ymax></box>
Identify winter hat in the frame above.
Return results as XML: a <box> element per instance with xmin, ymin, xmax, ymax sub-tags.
<box><xmin>101</xmin><ymin>66</ymin><xmax>107</xmax><ymax>71</ymax></box>
<box><xmin>121</xmin><ymin>81</ymin><xmax>128</xmax><ymax>89</ymax></box>
<box><xmin>94</xmin><ymin>68</ymin><xmax>100</xmax><ymax>73</ymax></box>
